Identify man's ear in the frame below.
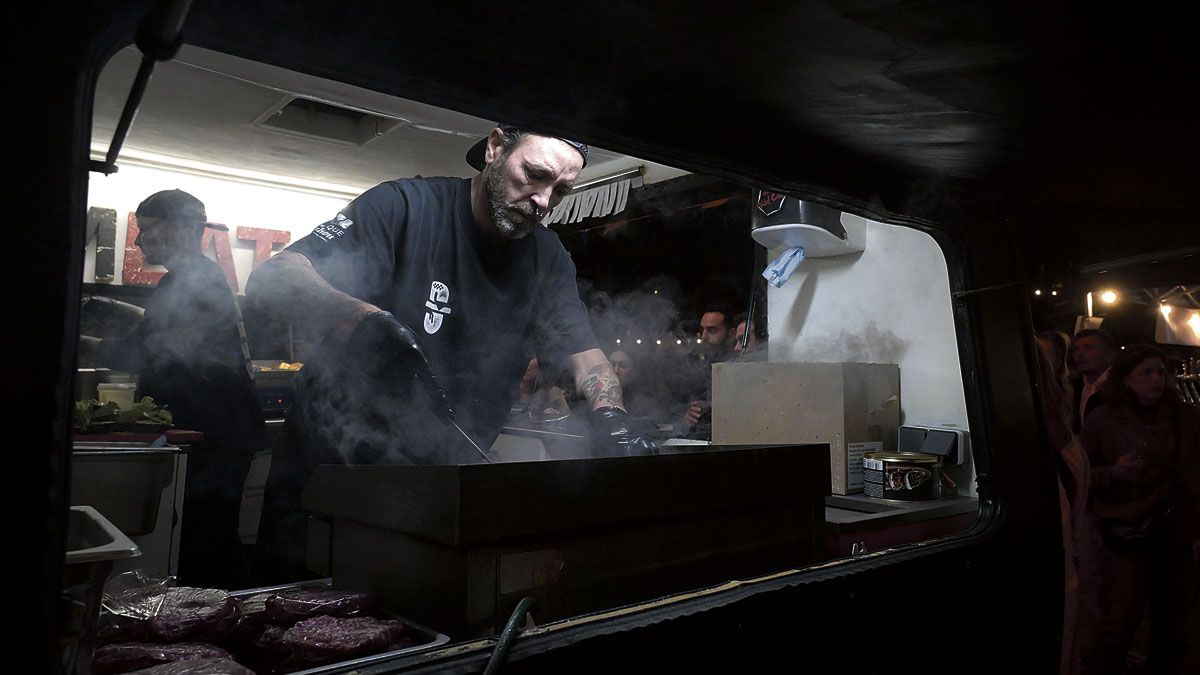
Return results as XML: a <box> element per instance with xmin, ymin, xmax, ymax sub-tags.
<box><xmin>483</xmin><ymin>128</ymin><xmax>508</xmax><ymax>166</ymax></box>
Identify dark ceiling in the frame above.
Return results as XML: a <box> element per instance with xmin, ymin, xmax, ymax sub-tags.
<box><xmin>105</xmin><ymin>1</ymin><xmax>1197</xmax><ymax>289</ymax></box>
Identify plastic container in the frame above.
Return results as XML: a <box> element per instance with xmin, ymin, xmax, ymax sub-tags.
<box><xmin>61</xmin><ymin>505</ymin><xmax>140</xmax><ymax>675</ymax></box>
<box><xmin>97</xmin><ymin>382</ymin><xmax>137</xmax><ymax>408</ymax></box>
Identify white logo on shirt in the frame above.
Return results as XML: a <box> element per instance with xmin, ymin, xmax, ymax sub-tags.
<box><xmin>313</xmin><ymin>213</ymin><xmax>354</xmax><ymax>242</ymax></box>
<box><xmin>423</xmin><ymin>281</ymin><xmax>451</xmax><ymax>334</ymax></box>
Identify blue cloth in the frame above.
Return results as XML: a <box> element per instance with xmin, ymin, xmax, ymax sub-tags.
<box><xmin>763</xmin><ymin>246</ymin><xmax>806</xmax><ymax>288</ymax></box>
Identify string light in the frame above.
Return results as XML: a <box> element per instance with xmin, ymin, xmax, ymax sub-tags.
<box><xmin>656</xmin><ymin>339</ymin><xmax>662</xmax><ymax>345</ymax></box>
<box><xmin>676</xmin><ymin>339</ymin><xmax>682</xmax><ymax>345</ymax></box>
<box><xmin>1034</xmin><ymin>289</ymin><xmax>1042</xmax><ymax>296</ymax></box>
<box><xmin>636</xmin><ymin>339</ymin><xmax>642</xmax><ymax>344</ymax></box>
<box><xmin>615</xmin><ymin>339</ymin><xmax>621</xmax><ymax>344</ymax></box>
<box><xmin>1051</xmin><ymin>290</ymin><xmax>1057</xmax><ymax>296</ymax></box>
<box><xmin>697</xmin><ymin>339</ymin><xmax>702</xmax><ymax>344</ymax></box>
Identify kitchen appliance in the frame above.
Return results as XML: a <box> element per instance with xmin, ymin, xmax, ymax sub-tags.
<box><xmin>301</xmin><ymin>444</ymin><xmax>830</xmax><ymax>638</ymax></box>
<box><xmin>750</xmin><ymin>192</ymin><xmax>866</xmax><ymax>257</ymax></box>
<box><xmin>252</xmin><ymin>360</ymin><xmax>299</xmax><ymax>418</ymax></box>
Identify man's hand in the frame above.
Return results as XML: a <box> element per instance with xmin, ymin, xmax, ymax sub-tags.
<box><xmin>1111</xmin><ymin>451</ymin><xmax>1144</xmax><ymax>484</ymax></box>
<box><xmin>589</xmin><ymin>406</ymin><xmax>658</xmax><ymax>457</ymax></box>
<box><xmin>347</xmin><ymin>311</ymin><xmax>454</xmax><ymax>421</ymax></box>
<box><xmin>682</xmin><ymin>400</ymin><xmax>709</xmax><ymax>428</ymax></box>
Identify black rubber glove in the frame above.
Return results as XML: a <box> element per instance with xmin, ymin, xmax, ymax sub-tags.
<box><xmin>589</xmin><ymin>406</ymin><xmax>658</xmax><ymax>457</ymax></box>
<box><xmin>347</xmin><ymin>311</ymin><xmax>454</xmax><ymax>422</ymax></box>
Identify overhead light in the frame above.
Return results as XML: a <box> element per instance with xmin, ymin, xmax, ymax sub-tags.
<box><xmin>656</xmin><ymin>339</ymin><xmax>662</xmax><ymax>345</ymax></box>
<box><xmin>1161</xmin><ymin>304</ymin><xmax>1173</xmax><ymax>317</ymax></box>
<box><xmin>1100</xmin><ymin>290</ymin><xmax>1119</xmax><ymax>304</ymax></box>
<box><xmin>1189</xmin><ymin>313</ymin><xmax>1200</xmax><ymax>334</ymax></box>
<box><xmin>636</xmin><ymin>339</ymin><xmax>642</xmax><ymax>344</ymax></box>
<box><xmin>1034</xmin><ymin>289</ymin><xmax>1042</xmax><ymax>296</ymax></box>
<box><xmin>676</xmin><ymin>339</ymin><xmax>682</xmax><ymax>345</ymax></box>
<box><xmin>615</xmin><ymin>339</ymin><xmax>621</xmax><ymax>344</ymax></box>
<box><xmin>1051</xmin><ymin>290</ymin><xmax>1058</xmax><ymax>296</ymax></box>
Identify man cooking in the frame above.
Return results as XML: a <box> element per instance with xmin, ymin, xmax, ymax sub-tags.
<box><xmin>247</xmin><ymin>125</ymin><xmax>657</xmax><ymax>581</ymax></box>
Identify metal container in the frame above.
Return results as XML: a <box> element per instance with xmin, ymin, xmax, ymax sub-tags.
<box><xmin>70</xmin><ymin>446</ymin><xmax>182</xmax><ymax>535</ymax></box>
<box><xmin>862</xmin><ymin>451</ymin><xmax>942</xmax><ymax>501</ymax></box>
<box><xmin>61</xmin><ymin>505</ymin><xmax>140</xmax><ymax>675</ymax></box>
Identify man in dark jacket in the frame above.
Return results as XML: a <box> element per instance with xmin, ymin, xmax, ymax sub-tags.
<box><xmin>88</xmin><ymin>189</ymin><xmax>265</xmax><ymax>589</ymax></box>
<box><xmin>1070</xmin><ymin>328</ymin><xmax>1116</xmax><ymax>432</ymax></box>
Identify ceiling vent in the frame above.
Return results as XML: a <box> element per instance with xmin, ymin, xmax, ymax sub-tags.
<box><xmin>254</xmin><ymin>95</ymin><xmax>403</xmax><ymax>146</ymax></box>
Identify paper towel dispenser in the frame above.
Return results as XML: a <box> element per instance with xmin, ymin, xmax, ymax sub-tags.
<box><xmin>898</xmin><ymin>425</ymin><xmax>969</xmax><ymax>465</ymax></box>
<box><xmin>750</xmin><ymin>190</ymin><xmax>866</xmax><ymax>257</ymax></box>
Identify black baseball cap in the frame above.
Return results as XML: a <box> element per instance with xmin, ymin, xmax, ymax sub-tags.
<box><xmin>465</xmin><ymin>125</ymin><xmax>589</xmax><ymax>171</ymax></box>
<box><xmin>135</xmin><ymin>189</ymin><xmax>228</xmax><ymax>231</ymax></box>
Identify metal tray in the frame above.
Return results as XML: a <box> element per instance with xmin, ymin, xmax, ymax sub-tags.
<box><xmin>70</xmin><ymin>447</ymin><xmax>181</xmax><ymax>536</ymax></box>
<box><xmin>229</xmin><ymin>579</ymin><xmax>450</xmax><ymax>674</ymax></box>
<box><xmin>63</xmin><ymin>506</ymin><xmax>141</xmax><ymax>675</ymax></box>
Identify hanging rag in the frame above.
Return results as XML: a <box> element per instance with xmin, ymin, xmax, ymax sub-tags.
<box><xmin>762</xmin><ymin>246</ymin><xmax>806</xmax><ymax>288</ymax></box>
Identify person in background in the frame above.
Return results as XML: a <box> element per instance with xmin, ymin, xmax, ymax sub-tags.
<box><xmin>1035</xmin><ymin>337</ymin><xmax>1099</xmax><ymax>675</ymax></box>
<box><xmin>1070</xmin><ymin>328</ymin><xmax>1116</xmax><ymax>433</ymax></box>
<box><xmin>246</xmin><ymin>125</ymin><xmax>656</xmax><ymax>582</ymax></box>
<box><xmin>731</xmin><ymin>311</ymin><xmax>761</xmax><ymax>359</ymax></box>
<box><xmin>609</xmin><ymin>347</ymin><xmax>670</xmax><ymax>424</ymax></box>
<box><xmin>1038</xmin><ymin>329</ymin><xmax>1076</xmax><ymax>428</ymax></box>
<box><xmin>82</xmin><ymin>189</ymin><xmax>265</xmax><ymax>589</ymax></box>
<box><xmin>1079</xmin><ymin>344</ymin><xmax>1200</xmax><ymax>675</ymax></box>
<box><xmin>678</xmin><ymin>304</ymin><xmax>738</xmax><ymax>437</ymax></box>
<box><xmin>697</xmin><ymin>304</ymin><xmax>736</xmax><ymax>360</ymax></box>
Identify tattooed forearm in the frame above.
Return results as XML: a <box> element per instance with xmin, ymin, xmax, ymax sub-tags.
<box><xmin>578</xmin><ymin>363</ymin><xmax>624</xmax><ymax>410</ymax></box>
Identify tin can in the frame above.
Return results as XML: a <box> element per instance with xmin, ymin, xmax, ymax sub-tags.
<box><xmin>863</xmin><ymin>451</ymin><xmax>942</xmax><ymax>501</ymax></box>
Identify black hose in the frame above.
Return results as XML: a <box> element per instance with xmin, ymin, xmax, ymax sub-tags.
<box><xmin>482</xmin><ymin>595</ymin><xmax>537</xmax><ymax>675</ymax></box>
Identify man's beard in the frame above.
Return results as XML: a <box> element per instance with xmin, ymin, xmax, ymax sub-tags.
<box><xmin>484</xmin><ymin>164</ymin><xmax>539</xmax><ymax>239</ymax></box>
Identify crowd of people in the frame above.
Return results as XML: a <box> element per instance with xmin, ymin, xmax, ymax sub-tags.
<box><xmin>1036</xmin><ymin>328</ymin><xmax>1199</xmax><ymax>675</ymax></box>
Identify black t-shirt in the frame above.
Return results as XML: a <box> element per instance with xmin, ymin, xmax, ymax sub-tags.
<box><xmin>99</xmin><ymin>253</ymin><xmax>265</xmax><ymax>452</ymax></box>
<box><xmin>286</xmin><ymin>176</ymin><xmax>597</xmax><ymax>462</ymax></box>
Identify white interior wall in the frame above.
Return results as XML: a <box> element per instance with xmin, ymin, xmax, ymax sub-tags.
<box><xmin>766</xmin><ymin>214</ymin><xmax>976</xmax><ymax>495</ymax></box>
<box><xmin>85</xmin><ymin>164</ymin><xmax>354</xmax><ymax>290</ymax></box>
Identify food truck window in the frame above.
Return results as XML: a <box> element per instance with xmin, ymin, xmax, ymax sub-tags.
<box><xmin>76</xmin><ymin>44</ymin><xmax>985</xmax><ymax>651</ymax></box>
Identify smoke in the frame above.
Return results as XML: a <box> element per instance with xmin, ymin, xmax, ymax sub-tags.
<box><xmin>581</xmin><ymin>274</ymin><xmax>685</xmax><ymax>346</ymax></box>
<box><xmin>792</xmin><ymin>321</ymin><xmax>909</xmax><ymax>364</ymax></box>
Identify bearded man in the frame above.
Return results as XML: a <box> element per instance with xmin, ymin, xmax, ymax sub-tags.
<box><xmin>246</xmin><ymin>125</ymin><xmax>655</xmax><ymax>581</ymax></box>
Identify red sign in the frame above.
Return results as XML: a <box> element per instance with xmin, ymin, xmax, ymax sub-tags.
<box><xmin>117</xmin><ymin>212</ymin><xmax>291</xmax><ymax>291</ymax></box>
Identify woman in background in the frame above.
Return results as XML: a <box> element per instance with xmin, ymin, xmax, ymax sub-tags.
<box><xmin>1080</xmin><ymin>344</ymin><xmax>1199</xmax><ymax>674</ymax></box>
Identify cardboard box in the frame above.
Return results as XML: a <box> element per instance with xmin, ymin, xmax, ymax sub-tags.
<box><xmin>711</xmin><ymin>362</ymin><xmax>900</xmax><ymax>494</ymax></box>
